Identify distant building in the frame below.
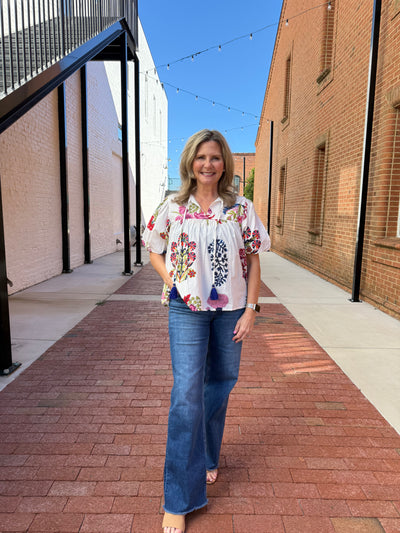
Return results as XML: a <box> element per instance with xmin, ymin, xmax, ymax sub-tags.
<box><xmin>255</xmin><ymin>0</ymin><xmax>400</xmax><ymax>320</ymax></box>
<box><xmin>232</xmin><ymin>153</ymin><xmax>255</xmax><ymax>196</ymax></box>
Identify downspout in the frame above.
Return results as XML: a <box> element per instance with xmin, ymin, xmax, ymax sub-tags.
<box><xmin>134</xmin><ymin>51</ymin><xmax>143</xmax><ymax>266</ymax></box>
<box><xmin>267</xmin><ymin>120</ymin><xmax>274</xmax><ymax>235</ymax></box>
<box><xmin>120</xmin><ymin>32</ymin><xmax>132</xmax><ymax>275</ymax></box>
<box><xmin>351</xmin><ymin>0</ymin><xmax>382</xmax><ymax>302</ymax></box>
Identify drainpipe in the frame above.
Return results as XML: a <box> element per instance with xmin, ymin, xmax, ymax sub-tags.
<box><xmin>351</xmin><ymin>0</ymin><xmax>382</xmax><ymax>302</ymax></box>
<box><xmin>267</xmin><ymin>120</ymin><xmax>274</xmax><ymax>235</ymax></box>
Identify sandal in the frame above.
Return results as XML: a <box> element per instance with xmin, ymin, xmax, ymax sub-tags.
<box><xmin>206</xmin><ymin>469</ymin><xmax>218</xmax><ymax>485</ymax></box>
<box><xmin>162</xmin><ymin>512</ymin><xmax>185</xmax><ymax>533</ymax></box>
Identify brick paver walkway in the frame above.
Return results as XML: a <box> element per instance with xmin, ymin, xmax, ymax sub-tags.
<box><xmin>1</xmin><ymin>263</ymin><xmax>400</xmax><ymax>532</ymax></box>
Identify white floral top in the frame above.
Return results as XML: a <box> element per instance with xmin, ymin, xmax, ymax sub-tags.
<box><xmin>142</xmin><ymin>194</ymin><xmax>270</xmax><ymax>311</ymax></box>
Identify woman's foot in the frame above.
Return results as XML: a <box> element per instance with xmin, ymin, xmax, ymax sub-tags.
<box><xmin>162</xmin><ymin>512</ymin><xmax>185</xmax><ymax>533</ymax></box>
<box><xmin>206</xmin><ymin>468</ymin><xmax>218</xmax><ymax>485</ymax></box>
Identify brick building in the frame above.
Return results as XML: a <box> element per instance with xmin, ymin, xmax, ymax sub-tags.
<box><xmin>232</xmin><ymin>152</ymin><xmax>255</xmax><ymax>195</ymax></box>
<box><xmin>255</xmin><ymin>0</ymin><xmax>400</xmax><ymax>319</ymax></box>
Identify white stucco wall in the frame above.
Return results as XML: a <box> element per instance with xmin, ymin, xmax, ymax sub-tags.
<box><xmin>105</xmin><ymin>19</ymin><xmax>168</xmax><ymax>226</ymax></box>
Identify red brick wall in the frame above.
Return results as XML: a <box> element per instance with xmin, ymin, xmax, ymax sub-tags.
<box><xmin>232</xmin><ymin>153</ymin><xmax>255</xmax><ymax>195</ymax></box>
<box><xmin>255</xmin><ymin>0</ymin><xmax>400</xmax><ymax>319</ymax></box>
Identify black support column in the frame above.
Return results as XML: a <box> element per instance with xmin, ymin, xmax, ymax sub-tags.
<box><xmin>58</xmin><ymin>83</ymin><xmax>72</xmax><ymax>273</ymax></box>
<box><xmin>0</xmin><ymin>177</ymin><xmax>20</xmax><ymax>375</ymax></box>
<box><xmin>351</xmin><ymin>0</ymin><xmax>382</xmax><ymax>302</ymax></box>
<box><xmin>120</xmin><ymin>33</ymin><xmax>132</xmax><ymax>275</ymax></box>
<box><xmin>134</xmin><ymin>51</ymin><xmax>143</xmax><ymax>266</ymax></box>
<box><xmin>80</xmin><ymin>65</ymin><xmax>92</xmax><ymax>264</ymax></box>
<box><xmin>267</xmin><ymin>120</ymin><xmax>274</xmax><ymax>235</ymax></box>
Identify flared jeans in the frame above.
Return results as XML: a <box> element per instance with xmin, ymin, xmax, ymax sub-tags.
<box><xmin>164</xmin><ymin>296</ymin><xmax>244</xmax><ymax>515</ymax></box>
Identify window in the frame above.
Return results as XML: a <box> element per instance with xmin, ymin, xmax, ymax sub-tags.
<box><xmin>234</xmin><ymin>175</ymin><xmax>241</xmax><ymax>193</ymax></box>
<box><xmin>317</xmin><ymin>0</ymin><xmax>335</xmax><ymax>84</ymax></box>
<box><xmin>282</xmin><ymin>54</ymin><xmax>291</xmax><ymax>123</ymax></box>
<box><xmin>309</xmin><ymin>138</ymin><xmax>328</xmax><ymax>245</ymax></box>
<box><xmin>387</xmin><ymin>108</ymin><xmax>400</xmax><ymax>238</ymax></box>
<box><xmin>276</xmin><ymin>163</ymin><xmax>287</xmax><ymax>233</ymax></box>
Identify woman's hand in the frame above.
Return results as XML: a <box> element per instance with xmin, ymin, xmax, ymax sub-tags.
<box><xmin>232</xmin><ymin>308</ymin><xmax>256</xmax><ymax>343</ymax></box>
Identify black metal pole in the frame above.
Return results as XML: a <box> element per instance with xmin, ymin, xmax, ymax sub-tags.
<box><xmin>0</xmin><ymin>176</ymin><xmax>20</xmax><ymax>375</ymax></box>
<box><xmin>58</xmin><ymin>82</ymin><xmax>72</xmax><ymax>273</ymax></box>
<box><xmin>351</xmin><ymin>0</ymin><xmax>382</xmax><ymax>302</ymax></box>
<box><xmin>242</xmin><ymin>156</ymin><xmax>246</xmax><ymax>193</ymax></box>
<box><xmin>120</xmin><ymin>32</ymin><xmax>132</xmax><ymax>275</ymax></box>
<box><xmin>134</xmin><ymin>51</ymin><xmax>143</xmax><ymax>266</ymax></box>
<box><xmin>267</xmin><ymin>120</ymin><xmax>274</xmax><ymax>235</ymax></box>
<box><xmin>80</xmin><ymin>65</ymin><xmax>92</xmax><ymax>264</ymax></box>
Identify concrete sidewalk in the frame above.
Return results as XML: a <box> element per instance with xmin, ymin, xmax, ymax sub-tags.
<box><xmin>1</xmin><ymin>250</ymin><xmax>400</xmax><ymax>532</ymax></box>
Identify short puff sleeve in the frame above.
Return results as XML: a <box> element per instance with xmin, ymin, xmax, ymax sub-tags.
<box><xmin>241</xmin><ymin>199</ymin><xmax>271</xmax><ymax>254</ymax></box>
<box><xmin>142</xmin><ymin>197</ymin><xmax>171</xmax><ymax>254</ymax></box>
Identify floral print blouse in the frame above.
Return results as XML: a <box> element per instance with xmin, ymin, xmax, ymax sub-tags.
<box><xmin>142</xmin><ymin>194</ymin><xmax>270</xmax><ymax>311</ymax></box>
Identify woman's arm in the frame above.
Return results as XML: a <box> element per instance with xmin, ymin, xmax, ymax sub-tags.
<box><xmin>232</xmin><ymin>253</ymin><xmax>261</xmax><ymax>343</ymax></box>
<box><xmin>149</xmin><ymin>252</ymin><xmax>174</xmax><ymax>289</ymax></box>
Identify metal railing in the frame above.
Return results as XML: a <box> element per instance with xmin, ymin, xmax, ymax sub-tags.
<box><xmin>0</xmin><ymin>0</ymin><xmax>137</xmax><ymax>98</ymax></box>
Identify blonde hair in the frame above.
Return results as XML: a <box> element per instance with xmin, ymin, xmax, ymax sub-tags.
<box><xmin>174</xmin><ymin>129</ymin><xmax>237</xmax><ymax>206</ymax></box>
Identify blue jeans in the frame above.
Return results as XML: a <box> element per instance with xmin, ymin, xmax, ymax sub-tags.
<box><xmin>164</xmin><ymin>297</ymin><xmax>244</xmax><ymax>515</ymax></box>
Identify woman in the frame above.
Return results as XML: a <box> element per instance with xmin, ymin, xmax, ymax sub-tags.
<box><xmin>142</xmin><ymin>129</ymin><xmax>270</xmax><ymax>533</ymax></box>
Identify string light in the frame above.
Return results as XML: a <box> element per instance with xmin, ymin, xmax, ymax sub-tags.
<box><xmin>146</xmin><ymin>2</ymin><xmax>332</xmax><ymax>74</ymax></box>
<box><xmin>143</xmin><ymin>72</ymin><xmax>259</xmax><ymax>119</ymax></box>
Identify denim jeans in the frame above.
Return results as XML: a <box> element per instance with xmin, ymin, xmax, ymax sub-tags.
<box><xmin>164</xmin><ymin>296</ymin><xmax>244</xmax><ymax>515</ymax></box>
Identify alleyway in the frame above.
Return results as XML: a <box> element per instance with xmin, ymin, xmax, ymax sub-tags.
<box><xmin>1</xmin><ymin>256</ymin><xmax>400</xmax><ymax>532</ymax></box>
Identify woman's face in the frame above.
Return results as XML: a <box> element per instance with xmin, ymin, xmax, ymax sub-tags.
<box><xmin>192</xmin><ymin>141</ymin><xmax>225</xmax><ymax>190</ymax></box>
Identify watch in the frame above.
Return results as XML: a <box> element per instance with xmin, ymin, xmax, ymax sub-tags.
<box><xmin>246</xmin><ymin>303</ymin><xmax>260</xmax><ymax>312</ymax></box>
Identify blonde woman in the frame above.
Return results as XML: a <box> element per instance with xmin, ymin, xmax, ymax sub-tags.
<box><xmin>142</xmin><ymin>130</ymin><xmax>270</xmax><ymax>533</ymax></box>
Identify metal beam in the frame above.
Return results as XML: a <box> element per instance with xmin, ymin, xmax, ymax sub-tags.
<box><xmin>80</xmin><ymin>65</ymin><xmax>92</xmax><ymax>264</ymax></box>
<box><xmin>0</xmin><ymin>176</ymin><xmax>20</xmax><ymax>375</ymax></box>
<box><xmin>351</xmin><ymin>0</ymin><xmax>382</xmax><ymax>302</ymax></box>
<box><xmin>58</xmin><ymin>83</ymin><xmax>72</xmax><ymax>274</ymax></box>
<box><xmin>134</xmin><ymin>52</ymin><xmax>143</xmax><ymax>267</ymax></box>
<box><xmin>0</xmin><ymin>23</ymin><xmax>126</xmax><ymax>135</ymax></box>
<box><xmin>121</xmin><ymin>32</ymin><xmax>132</xmax><ymax>275</ymax></box>
<box><xmin>267</xmin><ymin>120</ymin><xmax>274</xmax><ymax>235</ymax></box>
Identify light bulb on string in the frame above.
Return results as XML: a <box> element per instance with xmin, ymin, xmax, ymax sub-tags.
<box><xmin>176</xmin><ymin>88</ymin><xmax>179</xmax><ymax>93</ymax></box>
<box><xmin>218</xmin><ymin>45</ymin><xmax>222</xmax><ymax>51</ymax></box>
<box><xmin>212</xmin><ymin>102</ymin><xmax>215</xmax><ymax>106</ymax></box>
<box><xmin>195</xmin><ymin>95</ymin><xmax>198</xmax><ymax>101</ymax></box>
<box><xmin>249</xmin><ymin>33</ymin><xmax>253</xmax><ymax>40</ymax></box>
<box><xmin>285</xmin><ymin>19</ymin><xmax>289</xmax><ymax>26</ymax></box>
<box><xmin>191</xmin><ymin>55</ymin><xmax>194</xmax><ymax>61</ymax></box>
<box><xmin>327</xmin><ymin>1</ymin><xmax>332</xmax><ymax>9</ymax></box>
<box><xmin>167</xmin><ymin>64</ymin><xmax>170</xmax><ymax>70</ymax></box>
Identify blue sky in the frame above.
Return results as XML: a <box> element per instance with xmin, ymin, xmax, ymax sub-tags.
<box><xmin>139</xmin><ymin>0</ymin><xmax>284</xmax><ymax>189</ymax></box>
